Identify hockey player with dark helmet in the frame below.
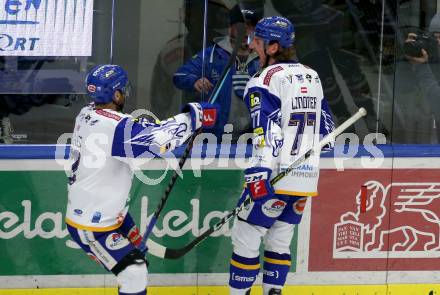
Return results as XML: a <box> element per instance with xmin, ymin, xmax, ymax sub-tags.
<box><xmin>247</xmin><ymin>16</ymin><xmax>296</xmax><ymax>68</ymax></box>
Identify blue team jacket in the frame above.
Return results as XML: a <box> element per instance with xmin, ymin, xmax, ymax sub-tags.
<box><xmin>173</xmin><ymin>37</ymin><xmax>260</xmax><ymax>136</ymax></box>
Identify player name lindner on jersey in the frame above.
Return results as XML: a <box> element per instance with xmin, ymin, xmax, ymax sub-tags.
<box><xmin>292</xmin><ymin>96</ymin><xmax>317</xmax><ymax>110</ymax></box>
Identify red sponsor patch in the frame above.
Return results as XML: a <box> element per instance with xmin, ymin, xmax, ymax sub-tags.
<box><xmin>293</xmin><ymin>198</ymin><xmax>307</xmax><ymax>214</ymax></box>
<box><xmin>202</xmin><ymin>109</ymin><xmax>217</xmax><ymax>127</ymax></box>
<box><xmin>301</xmin><ymin>87</ymin><xmax>308</xmax><ymax>93</ymax></box>
<box><xmin>87</xmin><ymin>84</ymin><xmax>96</xmax><ymax>93</ymax></box>
<box><xmin>249</xmin><ymin>180</ymin><xmax>268</xmax><ymax>199</ymax></box>
<box><xmin>128</xmin><ymin>226</ymin><xmax>142</xmax><ymax>247</ymax></box>
<box><xmin>263</xmin><ymin>66</ymin><xmax>283</xmax><ymax>86</ymax></box>
<box><xmin>96</xmin><ymin>109</ymin><xmax>121</xmax><ymax>121</ymax></box>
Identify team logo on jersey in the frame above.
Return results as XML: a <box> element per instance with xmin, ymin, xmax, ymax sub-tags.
<box><xmin>127</xmin><ymin>121</ymin><xmax>187</xmax><ymax>151</ymax></box>
<box><xmin>295</xmin><ymin>74</ymin><xmax>304</xmax><ymax>83</ymax></box>
<box><xmin>306</xmin><ymin>74</ymin><xmax>312</xmax><ymax>83</ymax></box>
<box><xmin>249</xmin><ymin>92</ymin><xmax>261</xmax><ymax>109</ymax></box>
<box><xmin>105</xmin><ymin>233</ymin><xmax>130</xmax><ymax>250</ymax></box>
<box><xmin>262</xmin><ymin>199</ymin><xmax>287</xmax><ymax>218</ymax></box>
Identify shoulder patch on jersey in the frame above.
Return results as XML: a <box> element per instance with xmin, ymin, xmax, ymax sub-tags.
<box><xmin>95</xmin><ymin>109</ymin><xmax>122</xmax><ymax>121</ymax></box>
<box><xmin>249</xmin><ymin>92</ymin><xmax>261</xmax><ymax>110</ymax></box>
<box><xmin>263</xmin><ymin>66</ymin><xmax>283</xmax><ymax>86</ymax></box>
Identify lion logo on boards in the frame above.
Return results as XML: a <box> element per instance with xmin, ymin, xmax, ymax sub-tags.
<box><xmin>333</xmin><ymin>181</ymin><xmax>440</xmax><ymax>259</ymax></box>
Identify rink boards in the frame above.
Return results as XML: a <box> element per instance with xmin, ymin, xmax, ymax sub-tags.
<box><xmin>1</xmin><ymin>144</ymin><xmax>440</xmax><ymax>294</ymax></box>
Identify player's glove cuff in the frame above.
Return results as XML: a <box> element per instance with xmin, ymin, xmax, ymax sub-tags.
<box><xmin>182</xmin><ymin>102</ymin><xmax>219</xmax><ymax>131</ymax></box>
<box><xmin>244</xmin><ymin>166</ymin><xmax>275</xmax><ymax>202</ymax></box>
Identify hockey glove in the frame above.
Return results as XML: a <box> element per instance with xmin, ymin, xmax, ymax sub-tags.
<box><xmin>182</xmin><ymin>102</ymin><xmax>219</xmax><ymax>131</ymax></box>
<box><xmin>244</xmin><ymin>166</ymin><xmax>275</xmax><ymax>203</ymax></box>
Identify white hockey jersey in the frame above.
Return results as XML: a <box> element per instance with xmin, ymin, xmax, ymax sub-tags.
<box><xmin>65</xmin><ymin>104</ymin><xmax>194</xmax><ymax>231</ymax></box>
<box><xmin>244</xmin><ymin>61</ymin><xmax>335</xmax><ymax>196</ymax></box>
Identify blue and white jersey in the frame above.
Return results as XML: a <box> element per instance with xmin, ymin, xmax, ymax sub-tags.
<box><xmin>66</xmin><ymin>104</ymin><xmax>194</xmax><ymax>231</ymax></box>
<box><xmin>244</xmin><ymin>61</ymin><xmax>335</xmax><ymax>196</ymax></box>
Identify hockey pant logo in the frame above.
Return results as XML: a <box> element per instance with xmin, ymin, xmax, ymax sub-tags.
<box><xmin>231</xmin><ymin>272</ymin><xmax>256</xmax><ymax>283</ymax></box>
<box><xmin>249</xmin><ymin>180</ymin><xmax>268</xmax><ymax>199</ymax></box>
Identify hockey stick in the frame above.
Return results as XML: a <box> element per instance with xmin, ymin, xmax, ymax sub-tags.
<box><xmin>146</xmin><ymin>107</ymin><xmax>367</xmax><ymax>258</ymax></box>
<box><xmin>139</xmin><ymin>7</ymin><xmax>247</xmax><ymax>252</ymax></box>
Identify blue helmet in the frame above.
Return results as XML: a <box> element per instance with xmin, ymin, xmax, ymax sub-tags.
<box><xmin>85</xmin><ymin>64</ymin><xmax>130</xmax><ymax>104</ymax></box>
<box><xmin>254</xmin><ymin>16</ymin><xmax>295</xmax><ymax>48</ymax></box>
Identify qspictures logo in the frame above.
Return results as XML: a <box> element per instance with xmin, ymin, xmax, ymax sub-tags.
<box><xmin>0</xmin><ymin>0</ymin><xmax>93</xmax><ymax>56</ymax></box>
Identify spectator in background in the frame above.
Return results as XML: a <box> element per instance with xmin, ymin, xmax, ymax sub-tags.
<box><xmin>269</xmin><ymin>0</ymin><xmax>389</xmax><ymax>137</ymax></box>
<box><xmin>405</xmin><ymin>13</ymin><xmax>440</xmax><ymax>141</ymax></box>
<box><xmin>173</xmin><ymin>4</ymin><xmax>262</xmax><ymax>139</ymax></box>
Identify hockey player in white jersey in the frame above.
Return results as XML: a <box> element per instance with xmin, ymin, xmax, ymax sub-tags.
<box><xmin>65</xmin><ymin>64</ymin><xmax>219</xmax><ymax>295</ymax></box>
<box><xmin>228</xmin><ymin>17</ymin><xmax>335</xmax><ymax>295</ymax></box>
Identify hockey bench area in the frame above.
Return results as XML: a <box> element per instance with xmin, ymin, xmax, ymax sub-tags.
<box><xmin>1</xmin><ymin>144</ymin><xmax>440</xmax><ymax>295</ymax></box>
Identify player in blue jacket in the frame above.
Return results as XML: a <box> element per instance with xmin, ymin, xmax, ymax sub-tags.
<box><xmin>173</xmin><ymin>6</ymin><xmax>261</xmax><ymax>138</ymax></box>
<box><xmin>228</xmin><ymin>17</ymin><xmax>335</xmax><ymax>295</ymax></box>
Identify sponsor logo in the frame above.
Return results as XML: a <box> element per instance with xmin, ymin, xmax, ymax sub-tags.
<box><xmin>0</xmin><ymin>34</ymin><xmax>39</xmax><ymax>51</ymax></box>
<box><xmin>305</xmin><ymin>74</ymin><xmax>312</xmax><ymax>83</ymax></box>
<box><xmin>249</xmin><ymin>92</ymin><xmax>261</xmax><ymax>109</ymax></box>
<box><xmin>203</xmin><ymin>109</ymin><xmax>216</xmax><ymax>127</ymax></box>
<box><xmin>105</xmin><ymin>233</ymin><xmax>129</xmax><ymax>250</ymax></box>
<box><xmin>0</xmin><ymin>0</ymin><xmax>93</xmax><ymax>56</ymax></box>
<box><xmin>0</xmin><ymin>197</ymin><xmax>234</xmax><ymax>258</ymax></box>
<box><xmin>334</xmin><ymin>181</ymin><xmax>440</xmax><ymax>259</ymax></box>
<box><xmin>91</xmin><ymin>211</ymin><xmax>101</xmax><ymax>223</ymax></box>
<box><xmin>73</xmin><ymin>209</ymin><xmax>83</xmax><ymax>216</ymax></box>
<box><xmin>231</xmin><ymin>272</ymin><xmax>256</xmax><ymax>282</ymax></box>
<box><xmin>295</xmin><ymin>74</ymin><xmax>304</xmax><ymax>83</ymax></box>
<box><xmin>249</xmin><ymin>180</ymin><xmax>268</xmax><ymax>199</ymax></box>
<box><xmin>315</xmin><ymin>76</ymin><xmax>320</xmax><ymax>83</ymax></box>
<box><xmin>262</xmin><ymin>269</ymin><xmax>279</xmax><ymax>278</ymax></box>
<box><xmin>104</xmin><ymin>69</ymin><xmax>115</xmax><ymax>78</ymax></box>
<box><xmin>293</xmin><ymin>198</ymin><xmax>306</xmax><ymax>215</ymax></box>
<box><xmin>274</xmin><ymin>20</ymin><xmax>288</xmax><ymax>28</ymax></box>
<box><xmin>262</xmin><ymin>199</ymin><xmax>287</xmax><ymax>218</ymax></box>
